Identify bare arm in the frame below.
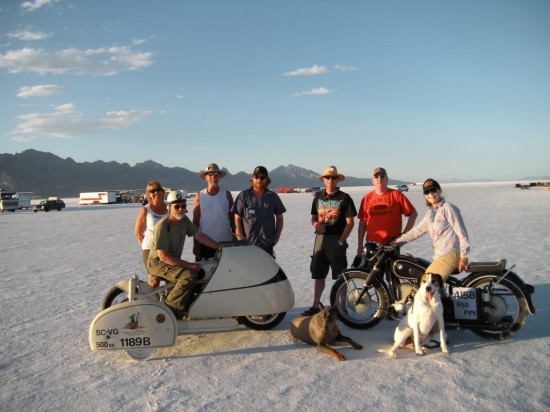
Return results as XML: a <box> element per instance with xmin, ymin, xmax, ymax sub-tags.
<box><xmin>340</xmin><ymin>216</ymin><xmax>355</xmax><ymax>244</ymax></box>
<box><xmin>134</xmin><ymin>207</ymin><xmax>147</xmax><ymax>245</ymax></box>
<box><xmin>234</xmin><ymin>214</ymin><xmax>245</xmax><ymax>240</ymax></box>
<box><xmin>402</xmin><ymin>210</ymin><xmax>418</xmax><ymax>234</ymax></box>
<box><xmin>194</xmin><ymin>231</ymin><xmax>220</xmax><ymax>251</ymax></box>
<box><xmin>192</xmin><ymin>192</ymin><xmax>201</xmax><ymax>227</ymax></box>
<box><xmin>157</xmin><ymin>249</ymin><xmax>200</xmax><ymax>271</ymax></box>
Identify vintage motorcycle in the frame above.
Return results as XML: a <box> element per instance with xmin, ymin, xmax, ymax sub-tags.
<box><xmin>330</xmin><ymin>243</ymin><xmax>535</xmax><ymax>340</ymax></box>
<box><xmin>89</xmin><ymin>242</ymin><xmax>295</xmax><ymax>361</ymax></box>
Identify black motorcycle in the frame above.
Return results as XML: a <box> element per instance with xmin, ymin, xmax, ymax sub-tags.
<box><xmin>329</xmin><ymin>243</ymin><xmax>535</xmax><ymax>340</ymax></box>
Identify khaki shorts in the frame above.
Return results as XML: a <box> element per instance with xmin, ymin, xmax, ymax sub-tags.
<box><xmin>425</xmin><ymin>250</ymin><xmax>460</xmax><ymax>281</ymax></box>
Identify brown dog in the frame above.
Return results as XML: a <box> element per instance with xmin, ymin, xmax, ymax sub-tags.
<box><xmin>290</xmin><ymin>304</ymin><xmax>363</xmax><ymax>361</ymax></box>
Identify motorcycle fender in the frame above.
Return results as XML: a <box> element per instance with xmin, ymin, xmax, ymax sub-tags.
<box><xmin>89</xmin><ymin>300</ymin><xmax>177</xmax><ymax>351</ymax></box>
<box><xmin>463</xmin><ymin>271</ymin><xmax>536</xmax><ymax>315</ymax></box>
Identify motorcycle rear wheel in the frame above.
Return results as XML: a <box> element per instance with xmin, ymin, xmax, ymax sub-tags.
<box><xmin>238</xmin><ymin>313</ymin><xmax>286</xmax><ymax>330</ymax></box>
<box><xmin>329</xmin><ymin>271</ymin><xmax>387</xmax><ymax>329</ymax></box>
<box><xmin>465</xmin><ymin>274</ymin><xmax>528</xmax><ymax>340</ymax></box>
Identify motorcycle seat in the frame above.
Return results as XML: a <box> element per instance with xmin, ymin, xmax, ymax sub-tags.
<box><xmin>466</xmin><ymin>259</ymin><xmax>506</xmax><ymax>273</ymax></box>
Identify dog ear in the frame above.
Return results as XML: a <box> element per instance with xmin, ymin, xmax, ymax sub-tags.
<box><xmin>434</xmin><ymin>274</ymin><xmax>444</xmax><ymax>288</ymax></box>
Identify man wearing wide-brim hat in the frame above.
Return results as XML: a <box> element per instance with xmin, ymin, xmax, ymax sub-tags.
<box><xmin>192</xmin><ymin>163</ymin><xmax>234</xmax><ymax>260</ymax></box>
<box><xmin>302</xmin><ymin>165</ymin><xmax>357</xmax><ymax>316</ymax></box>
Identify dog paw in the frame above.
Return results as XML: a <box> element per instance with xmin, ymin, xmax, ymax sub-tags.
<box><xmin>416</xmin><ymin>347</ymin><xmax>428</xmax><ymax>355</ymax></box>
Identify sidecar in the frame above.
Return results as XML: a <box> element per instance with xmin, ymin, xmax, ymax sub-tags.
<box><xmin>89</xmin><ymin>243</ymin><xmax>295</xmax><ymax>361</ymax></box>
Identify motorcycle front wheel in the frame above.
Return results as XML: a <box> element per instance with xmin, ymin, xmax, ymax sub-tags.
<box><xmin>101</xmin><ymin>286</ymin><xmax>128</xmax><ymax>310</ymax></box>
<box><xmin>329</xmin><ymin>271</ymin><xmax>388</xmax><ymax>329</ymax></box>
<box><xmin>465</xmin><ymin>274</ymin><xmax>528</xmax><ymax>340</ymax></box>
<box><xmin>238</xmin><ymin>313</ymin><xmax>286</xmax><ymax>330</ymax></box>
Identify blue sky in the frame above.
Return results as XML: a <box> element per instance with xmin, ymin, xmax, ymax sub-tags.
<box><xmin>1</xmin><ymin>0</ymin><xmax>548</xmax><ymax>182</ymax></box>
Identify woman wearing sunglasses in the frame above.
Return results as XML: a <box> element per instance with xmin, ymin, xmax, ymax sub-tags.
<box><xmin>134</xmin><ymin>181</ymin><xmax>168</xmax><ymax>286</ymax></box>
<box><xmin>394</xmin><ymin>178</ymin><xmax>470</xmax><ymax>282</ymax></box>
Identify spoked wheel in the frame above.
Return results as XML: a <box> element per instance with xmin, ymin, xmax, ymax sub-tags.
<box><xmin>101</xmin><ymin>285</ymin><xmax>129</xmax><ymax>310</ymax></box>
<box><xmin>238</xmin><ymin>313</ymin><xmax>286</xmax><ymax>330</ymax></box>
<box><xmin>466</xmin><ymin>274</ymin><xmax>528</xmax><ymax>340</ymax></box>
<box><xmin>125</xmin><ymin>347</ymin><xmax>156</xmax><ymax>362</ymax></box>
<box><xmin>329</xmin><ymin>271</ymin><xmax>387</xmax><ymax>329</ymax></box>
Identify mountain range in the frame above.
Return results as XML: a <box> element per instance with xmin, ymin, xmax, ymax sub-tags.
<box><xmin>1</xmin><ymin>149</ymin><xmax>409</xmax><ymax>198</ymax></box>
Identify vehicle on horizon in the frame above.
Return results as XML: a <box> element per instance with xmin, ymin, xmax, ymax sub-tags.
<box><xmin>0</xmin><ymin>189</ymin><xmax>19</xmax><ymax>212</ymax></box>
<box><xmin>395</xmin><ymin>184</ymin><xmax>409</xmax><ymax>192</ymax></box>
<box><xmin>32</xmin><ymin>198</ymin><xmax>66</xmax><ymax>212</ymax></box>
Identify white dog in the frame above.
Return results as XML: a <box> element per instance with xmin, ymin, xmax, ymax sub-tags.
<box><xmin>382</xmin><ymin>273</ymin><xmax>449</xmax><ymax>359</ymax></box>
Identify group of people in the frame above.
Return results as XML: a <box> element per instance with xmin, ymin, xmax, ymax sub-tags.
<box><xmin>134</xmin><ymin>163</ymin><xmax>470</xmax><ymax>320</ymax></box>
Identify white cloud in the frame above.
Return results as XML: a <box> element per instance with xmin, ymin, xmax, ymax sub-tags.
<box><xmin>12</xmin><ymin>135</ymin><xmax>36</xmax><ymax>142</ymax></box>
<box><xmin>282</xmin><ymin>65</ymin><xmax>328</xmax><ymax>76</ymax></box>
<box><xmin>0</xmin><ymin>42</ymin><xmax>154</xmax><ymax>76</ymax></box>
<box><xmin>334</xmin><ymin>64</ymin><xmax>359</xmax><ymax>72</ymax></box>
<box><xmin>8</xmin><ymin>29</ymin><xmax>52</xmax><ymax>41</ymax></box>
<box><xmin>292</xmin><ymin>87</ymin><xmax>333</xmax><ymax>97</ymax></box>
<box><xmin>17</xmin><ymin>84</ymin><xmax>66</xmax><ymax>98</ymax></box>
<box><xmin>20</xmin><ymin>0</ymin><xmax>58</xmax><ymax>11</ymax></box>
<box><xmin>15</xmin><ymin>103</ymin><xmax>151</xmax><ymax>138</ymax></box>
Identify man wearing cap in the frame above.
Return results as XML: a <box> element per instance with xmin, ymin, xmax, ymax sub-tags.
<box><xmin>302</xmin><ymin>166</ymin><xmax>357</xmax><ymax>316</ymax></box>
<box><xmin>148</xmin><ymin>190</ymin><xmax>220</xmax><ymax>318</ymax></box>
<box><xmin>231</xmin><ymin>166</ymin><xmax>286</xmax><ymax>257</ymax></box>
<box><xmin>193</xmin><ymin>163</ymin><xmax>234</xmax><ymax>261</ymax></box>
<box><xmin>356</xmin><ymin>167</ymin><xmax>417</xmax><ymax>256</ymax></box>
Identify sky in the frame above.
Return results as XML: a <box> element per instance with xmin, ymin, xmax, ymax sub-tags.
<box><xmin>1</xmin><ymin>0</ymin><xmax>549</xmax><ymax>182</ymax></box>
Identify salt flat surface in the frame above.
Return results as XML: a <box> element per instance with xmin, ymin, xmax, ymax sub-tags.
<box><xmin>1</xmin><ymin>182</ymin><xmax>549</xmax><ymax>411</ymax></box>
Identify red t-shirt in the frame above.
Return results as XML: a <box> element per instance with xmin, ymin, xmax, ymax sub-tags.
<box><xmin>358</xmin><ymin>189</ymin><xmax>416</xmax><ymax>244</ymax></box>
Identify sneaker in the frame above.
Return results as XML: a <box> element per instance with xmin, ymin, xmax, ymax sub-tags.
<box><xmin>300</xmin><ymin>307</ymin><xmax>321</xmax><ymax>316</ymax></box>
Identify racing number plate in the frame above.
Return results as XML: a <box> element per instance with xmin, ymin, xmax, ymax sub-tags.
<box><xmin>451</xmin><ymin>287</ymin><xmax>479</xmax><ymax>320</ymax></box>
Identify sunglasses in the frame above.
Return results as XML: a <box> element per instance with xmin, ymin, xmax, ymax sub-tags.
<box><xmin>207</xmin><ymin>172</ymin><xmax>220</xmax><ymax>177</ymax></box>
<box><xmin>423</xmin><ymin>188</ymin><xmax>438</xmax><ymax>195</ymax></box>
<box><xmin>172</xmin><ymin>204</ymin><xmax>187</xmax><ymax>210</ymax></box>
<box><xmin>373</xmin><ymin>174</ymin><xmax>386</xmax><ymax>179</ymax></box>
<box><xmin>149</xmin><ymin>188</ymin><xmax>163</xmax><ymax>194</ymax></box>
<box><xmin>323</xmin><ymin>176</ymin><xmax>339</xmax><ymax>180</ymax></box>
<box><xmin>254</xmin><ymin>175</ymin><xmax>267</xmax><ymax>180</ymax></box>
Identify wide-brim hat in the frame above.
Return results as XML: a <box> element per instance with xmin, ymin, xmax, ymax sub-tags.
<box><xmin>317</xmin><ymin>165</ymin><xmax>345</xmax><ymax>182</ymax></box>
<box><xmin>199</xmin><ymin>163</ymin><xmax>227</xmax><ymax>179</ymax></box>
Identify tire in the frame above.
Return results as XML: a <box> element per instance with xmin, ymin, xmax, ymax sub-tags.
<box><xmin>238</xmin><ymin>312</ymin><xmax>286</xmax><ymax>330</ymax></box>
<box><xmin>125</xmin><ymin>347</ymin><xmax>156</xmax><ymax>362</ymax></box>
<box><xmin>465</xmin><ymin>273</ymin><xmax>529</xmax><ymax>340</ymax></box>
<box><xmin>101</xmin><ymin>285</ymin><xmax>129</xmax><ymax>310</ymax></box>
<box><xmin>329</xmin><ymin>270</ymin><xmax>388</xmax><ymax>329</ymax></box>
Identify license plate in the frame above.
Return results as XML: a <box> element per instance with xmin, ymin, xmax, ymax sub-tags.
<box><xmin>452</xmin><ymin>287</ymin><xmax>479</xmax><ymax>320</ymax></box>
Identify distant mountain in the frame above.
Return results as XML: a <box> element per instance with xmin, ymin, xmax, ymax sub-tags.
<box><xmin>0</xmin><ymin>149</ymin><xmax>409</xmax><ymax>197</ymax></box>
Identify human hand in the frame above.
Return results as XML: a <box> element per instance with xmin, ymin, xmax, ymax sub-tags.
<box><xmin>458</xmin><ymin>257</ymin><xmax>469</xmax><ymax>272</ymax></box>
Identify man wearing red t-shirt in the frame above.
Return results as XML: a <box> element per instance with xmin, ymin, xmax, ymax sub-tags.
<box><xmin>357</xmin><ymin>167</ymin><xmax>418</xmax><ymax>255</ymax></box>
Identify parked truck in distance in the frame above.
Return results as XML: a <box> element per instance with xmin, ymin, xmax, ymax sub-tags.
<box><xmin>0</xmin><ymin>189</ymin><xmax>18</xmax><ymax>212</ymax></box>
<box><xmin>16</xmin><ymin>192</ymin><xmax>32</xmax><ymax>210</ymax></box>
<box><xmin>79</xmin><ymin>191</ymin><xmax>117</xmax><ymax>205</ymax></box>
